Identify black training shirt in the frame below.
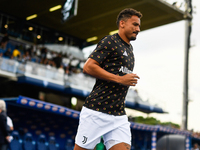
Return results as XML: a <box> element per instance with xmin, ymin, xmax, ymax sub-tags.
<box><xmin>83</xmin><ymin>33</ymin><xmax>135</xmax><ymax>116</ymax></box>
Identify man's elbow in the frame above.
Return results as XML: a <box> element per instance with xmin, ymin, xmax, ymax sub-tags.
<box><xmin>83</xmin><ymin>65</ymin><xmax>89</xmax><ymax>74</ymax></box>
<box><xmin>83</xmin><ymin>67</ymin><xmax>87</xmax><ymax>74</ymax></box>
<box><xmin>83</xmin><ymin>58</ymin><xmax>98</xmax><ymax>75</ymax></box>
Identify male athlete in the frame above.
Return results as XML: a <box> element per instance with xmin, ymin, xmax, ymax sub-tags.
<box><xmin>74</xmin><ymin>8</ymin><xmax>142</xmax><ymax>150</ymax></box>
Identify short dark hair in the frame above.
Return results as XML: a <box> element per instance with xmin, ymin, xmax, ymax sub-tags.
<box><xmin>116</xmin><ymin>8</ymin><xmax>142</xmax><ymax>27</ymax></box>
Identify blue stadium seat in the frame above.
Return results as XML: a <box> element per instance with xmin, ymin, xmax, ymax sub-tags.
<box><xmin>9</xmin><ymin>131</ymin><xmax>23</xmax><ymax>150</ymax></box>
<box><xmin>65</xmin><ymin>139</ymin><xmax>74</xmax><ymax>150</ymax></box>
<box><xmin>0</xmin><ymin>49</ymin><xmax>5</xmax><ymax>54</ymax></box>
<box><xmin>31</xmin><ymin>58</ymin><xmax>37</xmax><ymax>62</ymax></box>
<box><xmin>23</xmin><ymin>132</ymin><xmax>36</xmax><ymax>150</ymax></box>
<box><xmin>36</xmin><ymin>134</ymin><xmax>48</xmax><ymax>150</ymax></box>
<box><xmin>49</xmin><ymin>136</ymin><xmax>59</xmax><ymax>150</ymax></box>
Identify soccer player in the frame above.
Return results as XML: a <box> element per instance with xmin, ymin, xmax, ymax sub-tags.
<box><xmin>74</xmin><ymin>8</ymin><xmax>142</xmax><ymax>150</ymax></box>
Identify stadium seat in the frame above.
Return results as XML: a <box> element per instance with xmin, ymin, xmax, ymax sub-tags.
<box><xmin>37</xmin><ymin>66</ymin><xmax>46</xmax><ymax>77</ymax></box>
<box><xmin>0</xmin><ymin>48</ymin><xmax>6</xmax><ymax>54</ymax></box>
<box><xmin>31</xmin><ymin>58</ymin><xmax>37</xmax><ymax>62</ymax></box>
<box><xmin>46</xmin><ymin>68</ymin><xmax>56</xmax><ymax>79</ymax></box>
<box><xmin>16</xmin><ymin>63</ymin><xmax>25</xmax><ymax>74</ymax></box>
<box><xmin>65</xmin><ymin>139</ymin><xmax>74</xmax><ymax>150</ymax></box>
<box><xmin>1</xmin><ymin>58</ymin><xmax>8</xmax><ymax>71</ymax></box>
<box><xmin>23</xmin><ymin>132</ymin><xmax>36</xmax><ymax>150</ymax></box>
<box><xmin>25</xmin><ymin>64</ymin><xmax>33</xmax><ymax>74</ymax></box>
<box><xmin>9</xmin><ymin>131</ymin><xmax>23</xmax><ymax>150</ymax></box>
<box><xmin>7</xmin><ymin>59</ymin><xmax>17</xmax><ymax>73</ymax></box>
<box><xmin>49</xmin><ymin>136</ymin><xmax>59</xmax><ymax>150</ymax></box>
<box><xmin>36</xmin><ymin>134</ymin><xmax>48</xmax><ymax>150</ymax></box>
<box><xmin>54</xmin><ymin>72</ymin><xmax>64</xmax><ymax>81</ymax></box>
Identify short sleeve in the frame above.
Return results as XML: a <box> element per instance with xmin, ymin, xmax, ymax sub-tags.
<box><xmin>7</xmin><ymin>116</ymin><xmax>13</xmax><ymax>127</ymax></box>
<box><xmin>89</xmin><ymin>35</ymin><xmax>114</xmax><ymax>64</ymax></box>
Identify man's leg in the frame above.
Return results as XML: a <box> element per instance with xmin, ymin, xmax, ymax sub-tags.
<box><xmin>74</xmin><ymin>107</ymin><xmax>108</xmax><ymax>150</ymax></box>
<box><xmin>103</xmin><ymin>115</ymin><xmax>131</xmax><ymax>150</ymax></box>
<box><xmin>109</xmin><ymin>142</ymin><xmax>130</xmax><ymax>150</ymax></box>
<box><xmin>74</xmin><ymin>144</ymin><xmax>88</xmax><ymax>150</ymax></box>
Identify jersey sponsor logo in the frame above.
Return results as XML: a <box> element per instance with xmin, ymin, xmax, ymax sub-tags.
<box><xmin>119</xmin><ymin>66</ymin><xmax>132</xmax><ymax>74</ymax></box>
<box><xmin>123</xmin><ymin>51</ymin><xmax>128</xmax><ymax>56</ymax></box>
<box><xmin>82</xmin><ymin>136</ymin><xmax>88</xmax><ymax>144</ymax></box>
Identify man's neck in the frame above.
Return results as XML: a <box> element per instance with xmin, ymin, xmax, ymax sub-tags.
<box><xmin>118</xmin><ymin>32</ymin><xmax>130</xmax><ymax>45</ymax></box>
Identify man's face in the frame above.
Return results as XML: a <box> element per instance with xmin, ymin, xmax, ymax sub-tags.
<box><xmin>122</xmin><ymin>15</ymin><xmax>141</xmax><ymax>41</ymax></box>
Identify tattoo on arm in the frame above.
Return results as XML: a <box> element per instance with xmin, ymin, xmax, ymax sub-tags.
<box><xmin>124</xmin><ymin>143</ymin><xmax>131</xmax><ymax>150</ymax></box>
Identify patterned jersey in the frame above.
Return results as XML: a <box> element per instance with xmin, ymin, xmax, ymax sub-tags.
<box><xmin>83</xmin><ymin>33</ymin><xmax>135</xmax><ymax>116</ymax></box>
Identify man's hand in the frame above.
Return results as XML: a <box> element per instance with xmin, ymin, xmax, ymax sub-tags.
<box><xmin>118</xmin><ymin>73</ymin><xmax>140</xmax><ymax>86</ymax></box>
<box><xmin>6</xmin><ymin>136</ymin><xmax>10</xmax><ymax>143</ymax></box>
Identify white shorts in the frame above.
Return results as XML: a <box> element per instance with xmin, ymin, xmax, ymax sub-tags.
<box><xmin>75</xmin><ymin>107</ymin><xmax>131</xmax><ymax>150</ymax></box>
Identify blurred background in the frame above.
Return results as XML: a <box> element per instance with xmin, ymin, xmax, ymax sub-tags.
<box><xmin>0</xmin><ymin>0</ymin><xmax>199</xmax><ymax>150</ymax></box>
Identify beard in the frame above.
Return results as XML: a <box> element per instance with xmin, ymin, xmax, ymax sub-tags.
<box><xmin>130</xmin><ymin>36</ymin><xmax>136</xmax><ymax>41</ymax></box>
<box><xmin>130</xmin><ymin>32</ymin><xmax>138</xmax><ymax>41</ymax></box>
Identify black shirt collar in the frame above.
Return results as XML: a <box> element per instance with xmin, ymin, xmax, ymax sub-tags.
<box><xmin>115</xmin><ymin>33</ymin><xmax>133</xmax><ymax>51</ymax></box>
<box><xmin>115</xmin><ymin>33</ymin><xmax>131</xmax><ymax>47</ymax></box>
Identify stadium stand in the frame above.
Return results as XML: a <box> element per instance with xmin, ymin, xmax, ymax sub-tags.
<box><xmin>9</xmin><ymin>131</ymin><xmax>23</xmax><ymax>150</ymax></box>
<box><xmin>5</xmin><ymin>96</ymin><xmax>79</xmax><ymax>150</ymax></box>
<box><xmin>2</xmin><ymin>96</ymin><xmax>198</xmax><ymax>150</ymax></box>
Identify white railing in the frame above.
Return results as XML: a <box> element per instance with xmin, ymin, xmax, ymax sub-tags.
<box><xmin>0</xmin><ymin>57</ymin><xmax>65</xmax><ymax>83</ymax></box>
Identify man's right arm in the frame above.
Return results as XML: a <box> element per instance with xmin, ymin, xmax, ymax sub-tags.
<box><xmin>83</xmin><ymin>58</ymin><xmax>139</xmax><ymax>86</ymax></box>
